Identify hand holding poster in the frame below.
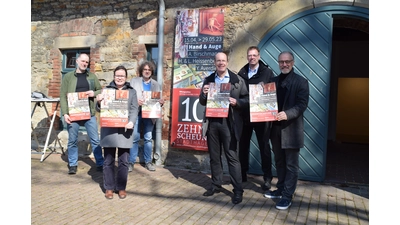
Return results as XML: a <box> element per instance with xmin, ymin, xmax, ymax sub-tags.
<box><xmin>67</xmin><ymin>92</ymin><xmax>90</xmax><ymax>121</ymax></box>
<box><xmin>249</xmin><ymin>82</ymin><xmax>278</xmax><ymax>122</ymax></box>
<box><xmin>100</xmin><ymin>88</ymin><xmax>129</xmax><ymax>127</ymax></box>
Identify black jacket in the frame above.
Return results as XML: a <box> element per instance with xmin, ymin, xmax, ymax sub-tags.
<box><xmin>199</xmin><ymin>69</ymin><xmax>249</xmax><ymax>140</ymax></box>
<box><xmin>271</xmin><ymin>69</ymin><xmax>309</xmax><ymax>148</ymax></box>
<box><xmin>237</xmin><ymin>60</ymin><xmax>273</xmax><ymax>124</ymax></box>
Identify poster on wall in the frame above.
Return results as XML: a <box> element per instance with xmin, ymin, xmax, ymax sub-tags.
<box><xmin>170</xmin><ymin>7</ymin><xmax>225</xmax><ymax>150</ymax></box>
<box><xmin>170</xmin><ymin>88</ymin><xmax>207</xmax><ymax>150</ymax></box>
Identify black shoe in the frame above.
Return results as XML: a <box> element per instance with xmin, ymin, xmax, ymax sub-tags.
<box><xmin>203</xmin><ymin>187</ymin><xmax>221</xmax><ymax>196</ymax></box>
<box><xmin>262</xmin><ymin>178</ymin><xmax>272</xmax><ymax>190</ymax></box>
<box><xmin>263</xmin><ymin>189</ymin><xmax>282</xmax><ymax>199</ymax></box>
<box><xmin>96</xmin><ymin>166</ymin><xmax>103</xmax><ymax>172</ymax></box>
<box><xmin>68</xmin><ymin>166</ymin><xmax>77</xmax><ymax>175</ymax></box>
<box><xmin>276</xmin><ymin>198</ymin><xmax>292</xmax><ymax>210</ymax></box>
<box><xmin>232</xmin><ymin>192</ymin><xmax>243</xmax><ymax>204</ymax></box>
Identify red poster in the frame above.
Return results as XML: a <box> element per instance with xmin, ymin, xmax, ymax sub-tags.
<box><xmin>249</xmin><ymin>82</ymin><xmax>278</xmax><ymax>122</ymax></box>
<box><xmin>171</xmin><ymin>7</ymin><xmax>224</xmax><ymax>151</ymax></box>
<box><xmin>170</xmin><ymin>88</ymin><xmax>207</xmax><ymax>151</ymax></box>
<box><xmin>141</xmin><ymin>91</ymin><xmax>162</xmax><ymax>118</ymax></box>
<box><xmin>99</xmin><ymin>89</ymin><xmax>129</xmax><ymax>127</ymax></box>
<box><xmin>205</xmin><ymin>82</ymin><xmax>230</xmax><ymax>118</ymax></box>
<box><xmin>67</xmin><ymin>92</ymin><xmax>91</xmax><ymax>121</ymax></box>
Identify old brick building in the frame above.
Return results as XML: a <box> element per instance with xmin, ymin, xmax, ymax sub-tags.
<box><xmin>31</xmin><ymin>0</ymin><xmax>369</xmax><ymax>181</ymax></box>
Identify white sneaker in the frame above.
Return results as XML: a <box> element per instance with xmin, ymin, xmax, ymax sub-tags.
<box><xmin>145</xmin><ymin>162</ymin><xmax>156</xmax><ymax>171</ymax></box>
<box><xmin>128</xmin><ymin>163</ymin><xmax>134</xmax><ymax>172</ymax></box>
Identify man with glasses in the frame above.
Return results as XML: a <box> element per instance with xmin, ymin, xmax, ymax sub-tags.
<box><xmin>237</xmin><ymin>46</ymin><xmax>274</xmax><ymax>191</ymax></box>
<box><xmin>199</xmin><ymin>52</ymin><xmax>249</xmax><ymax>204</ymax></box>
<box><xmin>263</xmin><ymin>51</ymin><xmax>309</xmax><ymax>210</ymax></box>
<box><xmin>128</xmin><ymin>61</ymin><xmax>164</xmax><ymax>172</ymax></box>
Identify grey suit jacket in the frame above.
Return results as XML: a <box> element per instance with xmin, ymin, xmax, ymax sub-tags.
<box><xmin>129</xmin><ymin>76</ymin><xmax>162</xmax><ymax>124</ymax></box>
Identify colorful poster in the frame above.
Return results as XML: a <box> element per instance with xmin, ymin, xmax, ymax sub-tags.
<box><xmin>67</xmin><ymin>92</ymin><xmax>90</xmax><ymax>121</ymax></box>
<box><xmin>173</xmin><ymin>8</ymin><xmax>225</xmax><ymax>89</ymax></box>
<box><xmin>170</xmin><ymin>88</ymin><xmax>207</xmax><ymax>151</ymax></box>
<box><xmin>249</xmin><ymin>82</ymin><xmax>278</xmax><ymax>122</ymax></box>
<box><xmin>141</xmin><ymin>91</ymin><xmax>162</xmax><ymax>118</ymax></box>
<box><xmin>205</xmin><ymin>82</ymin><xmax>230</xmax><ymax>118</ymax></box>
<box><xmin>99</xmin><ymin>89</ymin><xmax>129</xmax><ymax>127</ymax></box>
<box><xmin>171</xmin><ymin>7</ymin><xmax>224</xmax><ymax>150</ymax></box>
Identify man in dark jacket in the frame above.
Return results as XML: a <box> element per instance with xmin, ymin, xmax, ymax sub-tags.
<box><xmin>199</xmin><ymin>52</ymin><xmax>249</xmax><ymax>204</ymax></box>
<box><xmin>263</xmin><ymin>51</ymin><xmax>309</xmax><ymax>210</ymax></box>
<box><xmin>237</xmin><ymin>46</ymin><xmax>274</xmax><ymax>190</ymax></box>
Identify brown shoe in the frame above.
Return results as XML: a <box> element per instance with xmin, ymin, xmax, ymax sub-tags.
<box><xmin>105</xmin><ymin>190</ymin><xmax>113</xmax><ymax>200</ymax></box>
<box><xmin>118</xmin><ymin>190</ymin><xmax>127</xmax><ymax>199</ymax></box>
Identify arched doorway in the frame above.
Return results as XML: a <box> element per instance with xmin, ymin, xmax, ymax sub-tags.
<box><xmin>324</xmin><ymin>16</ymin><xmax>369</xmax><ymax>184</ymax></box>
<box><xmin>248</xmin><ymin>5</ymin><xmax>369</xmax><ymax>182</ymax></box>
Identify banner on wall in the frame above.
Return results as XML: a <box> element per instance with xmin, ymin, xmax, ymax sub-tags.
<box><xmin>170</xmin><ymin>8</ymin><xmax>225</xmax><ymax>151</ymax></box>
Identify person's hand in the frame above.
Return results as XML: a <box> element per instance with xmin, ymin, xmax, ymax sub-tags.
<box><xmin>203</xmin><ymin>84</ymin><xmax>210</xmax><ymax>94</ymax></box>
<box><xmin>229</xmin><ymin>97</ymin><xmax>237</xmax><ymax>106</ymax></box>
<box><xmin>138</xmin><ymin>98</ymin><xmax>144</xmax><ymax>106</ymax></box>
<box><xmin>86</xmin><ymin>90</ymin><xmax>95</xmax><ymax>97</ymax></box>
<box><xmin>159</xmin><ymin>99</ymin><xmax>164</xmax><ymax>107</ymax></box>
<box><xmin>96</xmin><ymin>94</ymin><xmax>103</xmax><ymax>102</ymax></box>
<box><xmin>125</xmin><ymin>121</ymin><xmax>134</xmax><ymax>130</ymax></box>
<box><xmin>276</xmin><ymin>111</ymin><xmax>287</xmax><ymax>121</ymax></box>
<box><xmin>64</xmin><ymin>114</ymin><xmax>72</xmax><ymax>124</ymax></box>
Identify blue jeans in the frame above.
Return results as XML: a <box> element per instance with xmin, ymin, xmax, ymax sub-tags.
<box><xmin>129</xmin><ymin>113</ymin><xmax>154</xmax><ymax>164</ymax></box>
<box><xmin>67</xmin><ymin>116</ymin><xmax>104</xmax><ymax>167</ymax></box>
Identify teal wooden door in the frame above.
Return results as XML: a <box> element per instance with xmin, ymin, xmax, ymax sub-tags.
<box><xmin>248</xmin><ymin>6</ymin><xmax>369</xmax><ymax>182</ymax></box>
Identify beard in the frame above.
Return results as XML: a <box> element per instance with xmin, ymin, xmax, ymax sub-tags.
<box><xmin>280</xmin><ymin>68</ymin><xmax>290</xmax><ymax>74</ymax></box>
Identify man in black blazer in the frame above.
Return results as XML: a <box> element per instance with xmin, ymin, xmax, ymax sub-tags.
<box><xmin>263</xmin><ymin>51</ymin><xmax>309</xmax><ymax>210</ymax></box>
<box><xmin>199</xmin><ymin>52</ymin><xmax>249</xmax><ymax>204</ymax></box>
<box><xmin>237</xmin><ymin>46</ymin><xmax>274</xmax><ymax>190</ymax></box>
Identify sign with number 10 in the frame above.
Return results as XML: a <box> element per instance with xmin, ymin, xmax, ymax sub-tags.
<box><xmin>170</xmin><ymin>88</ymin><xmax>208</xmax><ymax>151</ymax></box>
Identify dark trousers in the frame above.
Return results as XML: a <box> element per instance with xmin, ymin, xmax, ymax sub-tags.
<box><xmin>270</xmin><ymin>125</ymin><xmax>300</xmax><ymax>200</ymax></box>
<box><xmin>103</xmin><ymin>147</ymin><xmax>130</xmax><ymax>191</ymax></box>
<box><xmin>239</xmin><ymin>122</ymin><xmax>272</xmax><ymax>181</ymax></box>
<box><xmin>207</xmin><ymin>118</ymin><xmax>243</xmax><ymax>194</ymax></box>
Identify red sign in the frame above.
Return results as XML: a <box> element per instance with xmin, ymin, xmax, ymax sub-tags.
<box><xmin>170</xmin><ymin>88</ymin><xmax>207</xmax><ymax>151</ymax></box>
<box><xmin>170</xmin><ymin>7</ymin><xmax>224</xmax><ymax>151</ymax></box>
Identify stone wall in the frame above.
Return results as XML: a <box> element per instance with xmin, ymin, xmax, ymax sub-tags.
<box><xmin>31</xmin><ymin>0</ymin><xmax>369</xmax><ymax>172</ymax></box>
<box><xmin>31</xmin><ymin>0</ymin><xmax>275</xmax><ymax>170</ymax></box>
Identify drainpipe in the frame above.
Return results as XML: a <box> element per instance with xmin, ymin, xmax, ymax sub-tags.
<box><xmin>154</xmin><ymin>0</ymin><xmax>165</xmax><ymax>166</ymax></box>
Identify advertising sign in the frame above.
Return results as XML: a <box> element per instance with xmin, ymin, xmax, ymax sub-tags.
<box><xmin>170</xmin><ymin>8</ymin><xmax>225</xmax><ymax>150</ymax></box>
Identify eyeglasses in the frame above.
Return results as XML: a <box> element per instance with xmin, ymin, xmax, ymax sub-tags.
<box><xmin>278</xmin><ymin>60</ymin><xmax>293</xmax><ymax>65</ymax></box>
<box><xmin>114</xmin><ymin>75</ymin><xmax>126</xmax><ymax>78</ymax></box>
<box><xmin>247</xmin><ymin>54</ymin><xmax>259</xmax><ymax>57</ymax></box>
<box><xmin>143</xmin><ymin>68</ymin><xmax>152</xmax><ymax>71</ymax></box>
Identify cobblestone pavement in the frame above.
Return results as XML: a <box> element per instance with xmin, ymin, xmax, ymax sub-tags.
<box><xmin>31</xmin><ymin>153</ymin><xmax>369</xmax><ymax>224</ymax></box>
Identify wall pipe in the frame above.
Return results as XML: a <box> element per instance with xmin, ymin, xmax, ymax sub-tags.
<box><xmin>154</xmin><ymin>0</ymin><xmax>165</xmax><ymax>165</ymax></box>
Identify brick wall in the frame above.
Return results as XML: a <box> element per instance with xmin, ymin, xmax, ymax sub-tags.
<box><xmin>31</xmin><ymin>0</ymin><xmax>369</xmax><ymax>169</ymax></box>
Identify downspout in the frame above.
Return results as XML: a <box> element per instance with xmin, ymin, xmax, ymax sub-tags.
<box><xmin>154</xmin><ymin>0</ymin><xmax>165</xmax><ymax>165</ymax></box>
